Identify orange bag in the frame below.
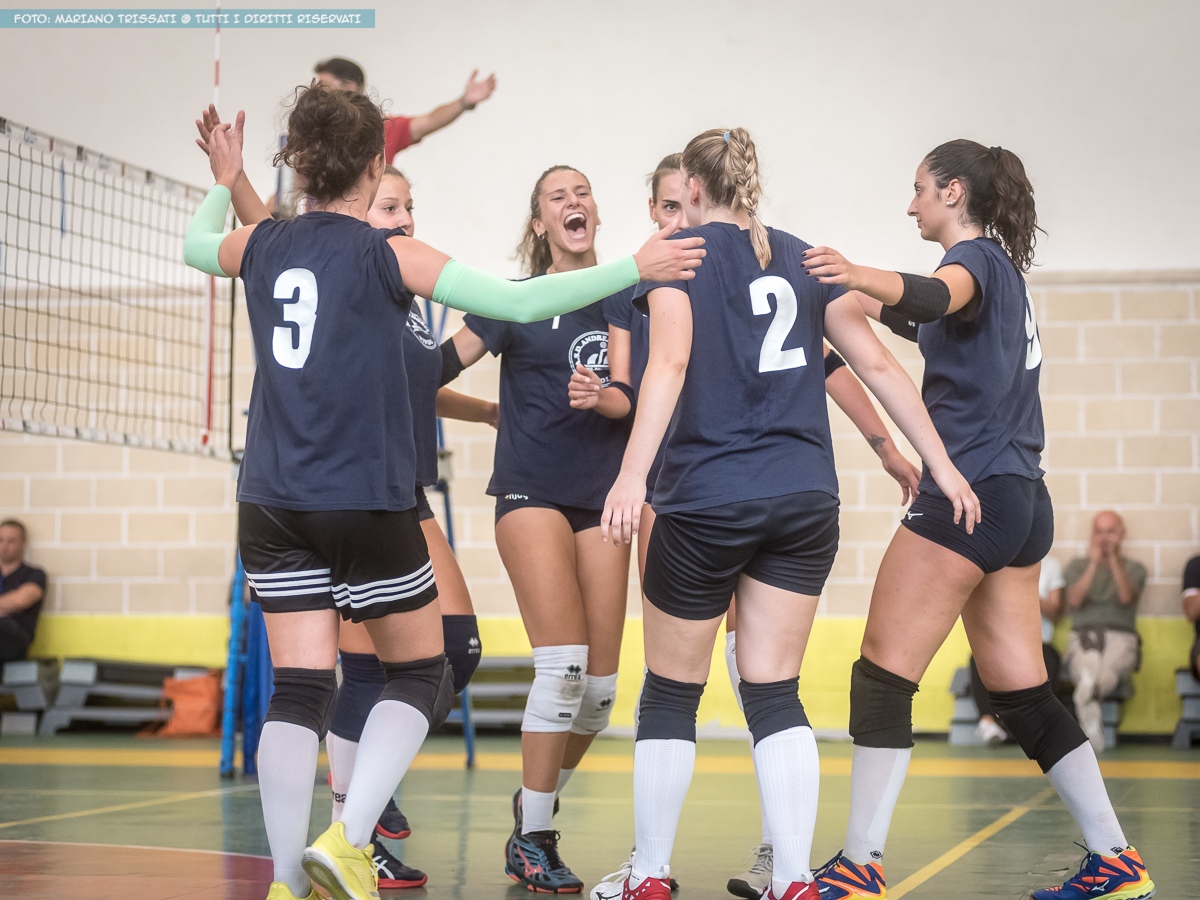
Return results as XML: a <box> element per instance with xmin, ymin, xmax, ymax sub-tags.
<box><xmin>144</xmin><ymin>670</ymin><xmax>223</xmax><ymax>737</ymax></box>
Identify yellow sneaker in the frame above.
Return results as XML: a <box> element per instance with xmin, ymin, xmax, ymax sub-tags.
<box><xmin>301</xmin><ymin>821</ymin><xmax>380</xmax><ymax>900</ymax></box>
<box><xmin>265</xmin><ymin>883</ymin><xmax>317</xmax><ymax>900</ymax></box>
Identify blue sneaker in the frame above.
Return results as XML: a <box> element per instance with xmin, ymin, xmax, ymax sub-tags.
<box><xmin>814</xmin><ymin>851</ymin><xmax>886</xmax><ymax>899</ymax></box>
<box><xmin>505</xmin><ymin>829</ymin><xmax>583</xmax><ymax>893</ymax></box>
<box><xmin>1030</xmin><ymin>846</ymin><xmax>1154</xmax><ymax>900</ymax></box>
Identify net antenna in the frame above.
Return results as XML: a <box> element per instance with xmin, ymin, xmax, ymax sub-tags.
<box><xmin>0</xmin><ymin>116</ymin><xmax>236</xmax><ymax>458</ymax></box>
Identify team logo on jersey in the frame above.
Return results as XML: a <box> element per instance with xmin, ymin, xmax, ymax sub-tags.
<box><xmin>406</xmin><ymin>309</ymin><xmax>438</xmax><ymax>350</ymax></box>
<box><xmin>568</xmin><ymin>330</ymin><xmax>610</xmax><ymax>385</ymax></box>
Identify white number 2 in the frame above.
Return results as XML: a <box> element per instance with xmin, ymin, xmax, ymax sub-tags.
<box><xmin>749</xmin><ymin>275</ymin><xmax>807</xmax><ymax>373</ymax></box>
<box><xmin>1024</xmin><ymin>286</ymin><xmax>1042</xmax><ymax>370</ymax></box>
<box><xmin>272</xmin><ymin>268</ymin><xmax>319</xmax><ymax>369</ymax></box>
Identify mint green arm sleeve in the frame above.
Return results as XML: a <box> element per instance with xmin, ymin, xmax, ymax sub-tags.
<box><xmin>431</xmin><ymin>256</ymin><xmax>639</xmax><ymax>323</ymax></box>
<box><xmin>183</xmin><ymin>185</ymin><xmax>233</xmax><ymax>277</ymax></box>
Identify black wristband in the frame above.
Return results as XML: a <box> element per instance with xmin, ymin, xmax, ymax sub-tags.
<box><xmin>893</xmin><ymin>272</ymin><xmax>952</xmax><ymax>323</ymax></box>
<box><xmin>823</xmin><ymin>348</ymin><xmax>847</xmax><ymax>378</ymax></box>
<box><xmin>608</xmin><ymin>380</ymin><xmax>636</xmax><ymax>417</ymax></box>
<box><xmin>439</xmin><ymin>339</ymin><xmax>465</xmax><ymax>386</ymax></box>
<box><xmin>879</xmin><ymin>305</ymin><xmax>920</xmax><ymax>342</ymax></box>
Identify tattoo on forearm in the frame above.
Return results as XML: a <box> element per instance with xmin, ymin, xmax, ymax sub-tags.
<box><xmin>867</xmin><ymin>434</ymin><xmax>887</xmax><ymax>454</ymax></box>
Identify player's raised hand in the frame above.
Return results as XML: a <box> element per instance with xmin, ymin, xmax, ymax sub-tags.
<box><xmin>463</xmin><ymin>69</ymin><xmax>497</xmax><ymax>107</ymax></box>
<box><xmin>802</xmin><ymin>246</ymin><xmax>862</xmax><ymax>288</ymax></box>
<box><xmin>601</xmin><ymin>471</ymin><xmax>646</xmax><ymax>546</ymax></box>
<box><xmin>568</xmin><ymin>364</ymin><xmax>603</xmax><ymax>410</ymax></box>
<box><xmin>206</xmin><ymin>113</ymin><xmax>245</xmax><ymax>190</ymax></box>
<box><xmin>633</xmin><ymin>222</ymin><xmax>706</xmax><ymax>283</ymax></box>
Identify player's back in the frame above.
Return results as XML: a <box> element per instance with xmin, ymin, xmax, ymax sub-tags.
<box><xmin>644</xmin><ymin>222</ymin><xmax>844</xmax><ymax>513</ymax></box>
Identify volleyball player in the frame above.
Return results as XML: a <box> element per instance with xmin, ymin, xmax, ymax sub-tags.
<box><xmin>600</xmin><ymin>128</ymin><xmax>978</xmax><ymax>900</ymax></box>
<box><xmin>801</xmin><ymin>140</ymin><xmax>1155</xmax><ymax>900</ymax></box>
<box><xmin>183</xmin><ymin>86</ymin><xmax>704</xmax><ymax>900</ymax></box>
<box><xmin>441</xmin><ymin>165</ymin><xmax>640</xmax><ymax>893</ymax></box>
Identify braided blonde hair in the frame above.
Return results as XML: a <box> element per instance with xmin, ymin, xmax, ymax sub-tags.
<box><xmin>680</xmin><ymin>127</ymin><xmax>770</xmax><ymax>269</ymax></box>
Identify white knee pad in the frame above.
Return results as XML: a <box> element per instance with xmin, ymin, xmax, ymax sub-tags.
<box><xmin>522</xmin><ymin>644</ymin><xmax>589</xmax><ymax>733</ymax></box>
<box><xmin>571</xmin><ymin>672</ymin><xmax>619</xmax><ymax>735</ymax></box>
<box><xmin>725</xmin><ymin>631</ymin><xmax>744</xmax><ymax>713</ymax></box>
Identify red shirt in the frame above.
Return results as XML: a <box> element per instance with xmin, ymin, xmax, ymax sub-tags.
<box><xmin>384</xmin><ymin>116</ymin><xmax>415</xmax><ymax>163</ymax></box>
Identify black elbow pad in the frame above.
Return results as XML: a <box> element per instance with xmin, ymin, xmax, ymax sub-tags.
<box><xmin>879</xmin><ymin>305</ymin><xmax>920</xmax><ymax>342</ymax></box>
<box><xmin>439</xmin><ymin>340</ymin><xmax>465</xmax><ymax>386</ymax></box>
<box><xmin>823</xmin><ymin>349</ymin><xmax>847</xmax><ymax>378</ymax></box>
<box><xmin>893</xmin><ymin>272</ymin><xmax>952</xmax><ymax>323</ymax></box>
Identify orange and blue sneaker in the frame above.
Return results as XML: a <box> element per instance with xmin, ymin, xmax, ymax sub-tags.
<box><xmin>814</xmin><ymin>852</ymin><xmax>887</xmax><ymax>899</ymax></box>
<box><xmin>505</xmin><ymin>828</ymin><xmax>584</xmax><ymax>893</ymax></box>
<box><xmin>1030</xmin><ymin>846</ymin><xmax>1154</xmax><ymax>900</ymax></box>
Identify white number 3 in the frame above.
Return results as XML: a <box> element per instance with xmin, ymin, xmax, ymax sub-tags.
<box><xmin>272</xmin><ymin>268</ymin><xmax>319</xmax><ymax>369</ymax></box>
<box><xmin>1024</xmin><ymin>286</ymin><xmax>1042</xmax><ymax>370</ymax></box>
<box><xmin>750</xmin><ymin>275</ymin><xmax>807</xmax><ymax>373</ymax></box>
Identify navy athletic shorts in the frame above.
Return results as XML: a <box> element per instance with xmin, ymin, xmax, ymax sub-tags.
<box><xmin>901</xmin><ymin>474</ymin><xmax>1053</xmax><ymax>573</ymax></box>
<box><xmin>494</xmin><ymin>494</ymin><xmax>602</xmax><ymax>534</ymax></box>
<box><xmin>239</xmin><ymin>502</ymin><xmax>437</xmax><ymax>622</ymax></box>
<box><xmin>414</xmin><ymin>485</ymin><xmax>436</xmax><ymax>523</ymax></box>
<box><xmin>643</xmin><ymin>490</ymin><xmax>840</xmax><ymax>621</ymax></box>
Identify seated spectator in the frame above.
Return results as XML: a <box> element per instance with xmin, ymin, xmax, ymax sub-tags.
<box><xmin>1063</xmin><ymin>510</ymin><xmax>1145</xmax><ymax>752</ymax></box>
<box><xmin>0</xmin><ymin>519</ymin><xmax>47</xmax><ymax>665</ymax></box>
<box><xmin>970</xmin><ymin>555</ymin><xmax>1066</xmax><ymax>744</ymax></box>
<box><xmin>1183</xmin><ymin>553</ymin><xmax>1200</xmax><ymax>681</ymax></box>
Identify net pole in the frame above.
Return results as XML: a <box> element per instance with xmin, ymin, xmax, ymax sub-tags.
<box><xmin>202</xmin><ymin>1</ymin><xmax>221</xmax><ymax>446</ymax></box>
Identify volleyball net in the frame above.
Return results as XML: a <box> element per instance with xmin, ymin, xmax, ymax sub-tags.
<box><xmin>0</xmin><ymin>116</ymin><xmax>236</xmax><ymax>458</ymax></box>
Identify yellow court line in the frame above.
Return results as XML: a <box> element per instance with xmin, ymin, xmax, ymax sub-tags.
<box><xmin>3</xmin><ymin>747</ymin><xmax>1200</xmax><ymax>780</ymax></box>
<box><xmin>888</xmin><ymin>785</ymin><xmax>1057</xmax><ymax>899</ymax></box>
<box><xmin>0</xmin><ymin>784</ymin><xmax>257</xmax><ymax>831</ymax></box>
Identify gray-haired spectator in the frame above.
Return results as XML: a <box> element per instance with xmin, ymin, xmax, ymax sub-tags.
<box><xmin>1063</xmin><ymin>511</ymin><xmax>1145</xmax><ymax>752</ymax></box>
<box><xmin>0</xmin><ymin>519</ymin><xmax>47</xmax><ymax>664</ymax></box>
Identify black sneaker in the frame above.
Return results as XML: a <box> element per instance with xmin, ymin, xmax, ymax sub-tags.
<box><xmin>373</xmin><ymin>841</ymin><xmax>427</xmax><ymax>889</ymax></box>
<box><xmin>505</xmin><ymin>828</ymin><xmax>583</xmax><ymax>893</ymax></box>
<box><xmin>375</xmin><ymin>796</ymin><xmax>412</xmax><ymax>840</ymax></box>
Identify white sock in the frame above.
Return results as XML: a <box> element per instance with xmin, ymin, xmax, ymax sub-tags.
<box><xmin>522</xmin><ymin>786</ymin><xmax>557</xmax><ymax>834</ymax></box>
<box><xmin>725</xmin><ymin>632</ymin><xmax>741</xmax><ymax>709</ymax></box>
<box><xmin>258</xmin><ymin>721</ymin><xmax>318</xmax><ymax>896</ymax></box>
<box><xmin>632</xmin><ymin>739</ymin><xmax>695</xmax><ymax>882</ymax></box>
<box><xmin>754</xmin><ymin>727</ymin><xmax>819</xmax><ymax>891</ymax></box>
<box><xmin>843</xmin><ymin>745</ymin><xmax>911</xmax><ymax>866</ymax></box>
<box><xmin>1045</xmin><ymin>743</ymin><xmax>1128</xmax><ymax>854</ymax></box>
<box><xmin>556</xmin><ymin>767</ymin><xmax>577</xmax><ymax>796</ymax></box>
<box><xmin>750</xmin><ymin>733</ymin><xmax>774</xmax><ymax>847</ymax></box>
<box><xmin>340</xmin><ymin>699</ymin><xmax>429</xmax><ymax>848</ymax></box>
<box><xmin>326</xmin><ymin>733</ymin><xmax>358</xmax><ymax>823</ymax></box>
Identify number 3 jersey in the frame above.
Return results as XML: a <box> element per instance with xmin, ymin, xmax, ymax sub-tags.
<box><xmin>639</xmin><ymin>222</ymin><xmax>845</xmax><ymax>514</ymax></box>
<box><xmin>237</xmin><ymin>212</ymin><xmax>419</xmax><ymax>512</ymax></box>
<box><xmin>917</xmin><ymin>237</ymin><xmax>1045</xmax><ymax>495</ymax></box>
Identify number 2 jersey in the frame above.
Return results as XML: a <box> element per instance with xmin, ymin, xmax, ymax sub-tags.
<box><xmin>917</xmin><ymin>237</ymin><xmax>1045</xmax><ymax>495</ymax></box>
<box><xmin>639</xmin><ymin>222</ymin><xmax>845</xmax><ymax>514</ymax></box>
<box><xmin>237</xmin><ymin>211</ymin><xmax>419</xmax><ymax>512</ymax></box>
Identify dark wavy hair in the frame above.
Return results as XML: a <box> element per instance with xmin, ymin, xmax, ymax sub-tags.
<box><xmin>273</xmin><ymin>83</ymin><xmax>384</xmax><ymax>206</ymax></box>
<box><xmin>923</xmin><ymin>139</ymin><xmax>1042</xmax><ymax>272</ymax></box>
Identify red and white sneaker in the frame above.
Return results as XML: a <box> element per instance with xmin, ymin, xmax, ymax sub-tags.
<box><xmin>621</xmin><ymin>873</ymin><xmax>673</xmax><ymax>900</ymax></box>
<box><xmin>766</xmin><ymin>881</ymin><xmax>820</xmax><ymax>900</ymax></box>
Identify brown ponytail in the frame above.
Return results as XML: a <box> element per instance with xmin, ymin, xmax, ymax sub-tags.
<box><xmin>273</xmin><ymin>83</ymin><xmax>385</xmax><ymax>206</ymax></box>
<box><xmin>514</xmin><ymin>165</ymin><xmax>587</xmax><ymax>276</ymax></box>
<box><xmin>680</xmin><ymin>128</ymin><xmax>771</xmax><ymax>269</ymax></box>
<box><xmin>923</xmin><ymin>139</ymin><xmax>1042</xmax><ymax>272</ymax></box>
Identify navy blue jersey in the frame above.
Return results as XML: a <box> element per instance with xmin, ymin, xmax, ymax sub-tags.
<box><xmin>638</xmin><ymin>223</ymin><xmax>845</xmax><ymax>514</ymax></box>
<box><xmin>917</xmin><ymin>237</ymin><xmax>1045</xmax><ymax>494</ymax></box>
<box><xmin>403</xmin><ymin>305</ymin><xmax>443</xmax><ymax>488</ymax></box>
<box><xmin>464</xmin><ymin>293</ymin><xmax>631</xmax><ymax>508</ymax></box>
<box><xmin>603</xmin><ymin>287</ymin><xmax>650</xmax><ymax>393</ymax></box>
<box><xmin>238</xmin><ymin>212</ymin><xmax>417</xmax><ymax>511</ymax></box>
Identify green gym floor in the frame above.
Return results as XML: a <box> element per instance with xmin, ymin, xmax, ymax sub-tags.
<box><xmin>0</xmin><ymin>734</ymin><xmax>1195</xmax><ymax>898</ymax></box>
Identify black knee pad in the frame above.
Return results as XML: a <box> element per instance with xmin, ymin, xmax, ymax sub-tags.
<box><xmin>988</xmin><ymin>680</ymin><xmax>1086</xmax><ymax>773</ymax></box>
<box><xmin>380</xmin><ymin>653</ymin><xmax>455</xmax><ymax>729</ymax></box>
<box><xmin>636</xmin><ymin>670</ymin><xmax>705</xmax><ymax>742</ymax></box>
<box><xmin>739</xmin><ymin>677</ymin><xmax>810</xmax><ymax>746</ymax></box>
<box><xmin>442</xmin><ymin>615</ymin><xmax>482</xmax><ymax>694</ymax></box>
<box><xmin>848</xmin><ymin>656</ymin><xmax>919</xmax><ymax>748</ymax></box>
<box><xmin>266</xmin><ymin>667</ymin><xmax>338</xmax><ymax>739</ymax></box>
<box><xmin>330</xmin><ymin>651</ymin><xmax>385</xmax><ymax>742</ymax></box>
